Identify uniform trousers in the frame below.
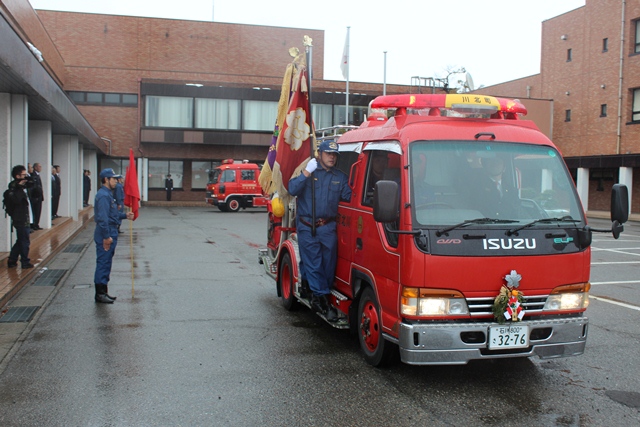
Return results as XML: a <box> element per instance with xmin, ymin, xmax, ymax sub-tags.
<box><xmin>94</xmin><ymin>236</ymin><xmax>117</xmax><ymax>285</ymax></box>
<box><xmin>296</xmin><ymin>221</ymin><xmax>337</xmax><ymax>296</ymax></box>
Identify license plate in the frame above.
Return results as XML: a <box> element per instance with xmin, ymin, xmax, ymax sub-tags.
<box><xmin>488</xmin><ymin>324</ymin><xmax>530</xmax><ymax>350</ymax></box>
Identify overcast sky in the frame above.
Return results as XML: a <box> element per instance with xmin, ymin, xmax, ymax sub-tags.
<box><xmin>29</xmin><ymin>0</ymin><xmax>585</xmax><ymax>89</ymax></box>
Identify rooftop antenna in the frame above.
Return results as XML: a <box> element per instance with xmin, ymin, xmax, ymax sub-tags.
<box><xmin>465</xmin><ymin>72</ymin><xmax>475</xmax><ymax>92</ymax></box>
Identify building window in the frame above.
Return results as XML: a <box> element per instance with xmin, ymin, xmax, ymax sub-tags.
<box><xmin>100</xmin><ymin>158</ymin><xmax>126</xmax><ymax>177</ymax></box>
<box><xmin>566</xmin><ymin>48</ymin><xmax>572</xmax><ymax>62</ymax></box>
<box><xmin>565</xmin><ymin>109</ymin><xmax>571</xmax><ymax>122</ymax></box>
<box><xmin>603</xmin><ymin>38</ymin><xmax>609</xmax><ymax>52</ymax></box>
<box><xmin>145</xmin><ymin>96</ymin><xmax>193</xmax><ymax>128</ymax></box>
<box><xmin>600</xmin><ymin>104</ymin><xmax>607</xmax><ymax>117</ymax></box>
<box><xmin>242</xmin><ymin>100</ymin><xmax>278</xmax><ymax>131</ymax></box>
<box><xmin>195</xmin><ymin>98</ymin><xmax>241</xmax><ymax>130</ymax></box>
<box><xmin>148</xmin><ymin>160</ymin><xmax>183</xmax><ymax>189</ymax></box>
<box><xmin>636</xmin><ymin>20</ymin><xmax>640</xmax><ymax>53</ymax></box>
<box><xmin>334</xmin><ymin>105</ymin><xmax>368</xmax><ymax>126</ymax></box>
<box><xmin>313</xmin><ymin>104</ymin><xmax>333</xmax><ymax>130</ymax></box>
<box><xmin>191</xmin><ymin>161</ymin><xmax>220</xmax><ymax>189</ymax></box>
<box><xmin>633</xmin><ymin>88</ymin><xmax>640</xmax><ymax>121</ymax></box>
<box><xmin>68</xmin><ymin>91</ymin><xmax>138</xmax><ymax>106</ymax></box>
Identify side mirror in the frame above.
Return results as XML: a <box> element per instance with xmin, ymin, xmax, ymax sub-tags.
<box><xmin>373</xmin><ymin>180</ymin><xmax>399</xmax><ymax>223</ymax></box>
<box><xmin>611</xmin><ymin>184</ymin><xmax>629</xmax><ymax>224</ymax></box>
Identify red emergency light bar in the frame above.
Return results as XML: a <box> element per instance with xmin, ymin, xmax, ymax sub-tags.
<box><xmin>370</xmin><ymin>94</ymin><xmax>527</xmax><ymax>116</ymax></box>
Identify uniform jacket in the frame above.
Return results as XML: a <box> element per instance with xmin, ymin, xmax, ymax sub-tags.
<box><xmin>94</xmin><ymin>185</ymin><xmax>126</xmax><ymax>242</ymax></box>
<box><xmin>30</xmin><ymin>172</ymin><xmax>43</xmax><ymax>201</ymax></box>
<box><xmin>288</xmin><ymin>166</ymin><xmax>351</xmax><ymax>220</ymax></box>
<box><xmin>7</xmin><ymin>180</ymin><xmax>31</xmax><ymax>227</ymax></box>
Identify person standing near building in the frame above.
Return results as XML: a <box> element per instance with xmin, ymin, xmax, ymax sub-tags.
<box><xmin>6</xmin><ymin>165</ymin><xmax>35</xmax><ymax>269</ymax></box>
<box><xmin>93</xmin><ymin>168</ymin><xmax>134</xmax><ymax>304</ymax></box>
<box><xmin>288</xmin><ymin>140</ymin><xmax>352</xmax><ymax>321</ymax></box>
<box><xmin>164</xmin><ymin>174</ymin><xmax>173</xmax><ymax>201</ymax></box>
<box><xmin>51</xmin><ymin>165</ymin><xmax>61</xmax><ymax>219</ymax></box>
<box><xmin>29</xmin><ymin>162</ymin><xmax>43</xmax><ymax>230</ymax></box>
<box><xmin>83</xmin><ymin>169</ymin><xmax>92</xmax><ymax>207</ymax></box>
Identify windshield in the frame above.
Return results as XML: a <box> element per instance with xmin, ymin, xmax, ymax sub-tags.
<box><xmin>410</xmin><ymin>141</ymin><xmax>584</xmax><ymax>227</ymax></box>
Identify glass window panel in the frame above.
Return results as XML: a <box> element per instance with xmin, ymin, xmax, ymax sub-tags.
<box><xmin>145</xmin><ymin>96</ymin><xmax>193</xmax><ymax>128</ymax></box>
<box><xmin>104</xmin><ymin>93</ymin><xmax>120</xmax><ymax>104</ymax></box>
<box><xmin>169</xmin><ymin>161</ymin><xmax>183</xmax><ymax>188</ymax></box>
<box><xmin>633</xmin><ymin>89</ymin><xmax>640</xmax><ymax>122</ymax></box>
<box><xmin>148</xmin><ymin>160</ymin><xmax>167</xmax><ymax>188</ymax></box>
<box><xmin>191</xmin><ymin>161</ymin><xmax>219</xmax><ymax>189</ymax></box>
<box><xmin>195</xmin><ymin>98</ymin><xmax>241</xmax><ymax>129</ymax></box>
<box><xmin>69</xmin><ymin>92</ymin><xmax>84</xmax><ymax>103</ymax></box>
<box><xmin>334</xmin><ymin>105</ymin><xmax>368</xmax><ymax>126</ymax></box>
<box><xmin>87</xmin><ymin>92</ymin><xmax>103</xmax><ymax>103</ymax></box>
<box><xmin>313</xmin><ymin>104</ymin><xmax>333</xmax><ymax>130</ymax></box>
<box><xmin>122</xmin><ymin>94</ymin><xmax>138</xmax><ymax>105</ymax></box>
<box><xmin>243</xmin><ymin>100</ymin><xmax>278</xmax><ymax>131</ymax></box>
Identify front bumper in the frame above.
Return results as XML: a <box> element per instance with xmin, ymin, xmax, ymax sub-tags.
<box><xmin>395</xmin><ymin>317</ymin><xmax>588</xmax><ymax>365</ymax></box>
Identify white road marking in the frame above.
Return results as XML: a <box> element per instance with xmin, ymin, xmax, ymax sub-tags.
<box><xmin>589</xmin><ymin>295</ymin><xmax>640</xmax><ymax>311</ymax></box>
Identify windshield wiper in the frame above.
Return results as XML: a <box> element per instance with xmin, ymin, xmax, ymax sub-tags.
<box><xmin>436</xmin><ymin>218</ymin><xmax>519</xmax><ymax>237</ymax></box>
<box><xmin>506</xmin><ymin>216</ymin><xmax>580</xmax><ymax>236</ymax></box>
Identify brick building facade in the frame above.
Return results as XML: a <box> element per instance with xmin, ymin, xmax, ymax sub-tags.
<box><xmin>481</xmin><ymin>0</ymin><xmax>640</xmax><ymax>214</ymax></box>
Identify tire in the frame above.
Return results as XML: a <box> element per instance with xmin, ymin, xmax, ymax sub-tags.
<box><xmin>278</xmin><ymin>252</ymin><xmax>297</xmax><ymax>311</ymax></box>
<box><xmin>218</xmin><ymin>205</ymin><xmax>229</xmax><ymax>212</ymax></box>
<box><xmin>227</xmin><ymin>197</ymin><xmax>241</xmax><ymax>212</ymax></box>
<box><xmin>357</xmin><ymin>287</ymin><xmax>395</xmax><ymax>367</ymax></box>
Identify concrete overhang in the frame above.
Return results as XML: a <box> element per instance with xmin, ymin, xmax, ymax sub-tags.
<box><xmin>0</xmin><ymin>13</ymin><xmax>106</xmax><ymax>153</ymax></box>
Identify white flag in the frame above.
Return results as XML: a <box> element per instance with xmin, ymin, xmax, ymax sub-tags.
<box><xmin>340</xmin><ymin>30</ymin><xmax>349</xmax><ymax>80</ymax></box>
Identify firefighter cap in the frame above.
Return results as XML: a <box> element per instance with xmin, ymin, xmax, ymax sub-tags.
<box><xmin>99</xmin><ymin>168</ymin><xmax>121</xmax><ymax>179</ymax></box>
<box><xmin>318</xmin><ymin>140</ymin><xmax>339</xmax><ymax>154</ymax></box>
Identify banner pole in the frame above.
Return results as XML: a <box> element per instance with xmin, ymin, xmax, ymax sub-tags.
<box><xmin>129</xmin><ymin>206</ymin><xmax>134</xmax><ymax>298</ymax></box>
<box><xmin>304</xmin><ymin>36</ymin><xmax>317</xmax><ymax>237</ymax></box>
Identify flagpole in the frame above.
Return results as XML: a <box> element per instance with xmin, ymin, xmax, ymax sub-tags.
<box><xmin>129</xmin><ymin>206</ymin><xmax>135</xmax><ymax>298</ymax></box>
<box><xmin>304</xmin><ymin>35</ymin><xmax>317</xmax><ymax>237</ymax></box>
<box><xmin>383</xmin><ymin>51</ymin><xmax>387</xmax><ymax>96</ymax></box>
<box><xmin>345</xmin><ymin>26</ymin><xmax>350</xmax><ymax>125</ymax></box>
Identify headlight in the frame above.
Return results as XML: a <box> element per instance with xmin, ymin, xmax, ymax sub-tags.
<box><xmin>401</xmin><ymin>287</ymin><xmax>469</xmax><ymax>317</ymax></box>
<box><xmin>543</xmin><ymin>283</ymin><xmax>590</xmax><ymax>311</ymax></box>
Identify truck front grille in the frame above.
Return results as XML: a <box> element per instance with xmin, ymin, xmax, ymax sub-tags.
<box><xmin>467</xmin><ymin>295</ymin><xmax>547</xmax><ymax>317</ymax></box>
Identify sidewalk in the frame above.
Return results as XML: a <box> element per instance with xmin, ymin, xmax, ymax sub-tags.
<box><xmin>0</xmin><ymin>207</ymin><xmax>94</xmax><ymax>309</ymax></box>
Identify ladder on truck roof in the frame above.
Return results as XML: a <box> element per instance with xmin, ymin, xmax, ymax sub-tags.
<box><xmin>315</xmin><ymin>125</ymin><xmax>358</xmax><ymax>143</ymax></box>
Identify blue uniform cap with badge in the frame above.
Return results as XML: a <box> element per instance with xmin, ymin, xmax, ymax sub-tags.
<box><xmin>99</xmin><ymin>168</ymin><xmax>122</xmax><ymax>179</ymax></box>
<box><xmin>318</xmin><ymin>140</ymin><xmax>339</xmax><ymax>154</ymax></box>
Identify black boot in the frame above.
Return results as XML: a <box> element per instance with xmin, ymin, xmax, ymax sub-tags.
<box><xmin>95</xmin><ymin>284</ymin><xmax>115</xmax><ymax>304</ymax></box>
<box><xmin>311</xmin><ymin>294</ymin><xmax>327</xmax><ymax>314</ymax></box>
<box><xmin>104</xmin><ymin>285</ymin><xmax>117</xmax><ymax>301</ymax></box>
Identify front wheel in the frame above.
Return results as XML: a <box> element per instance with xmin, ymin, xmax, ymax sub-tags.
<box><xmin>278</xmin><ymin>253</ymin><xmax>297</xmax><ymax>311</ymax></box>
<box><xmin>227</xmin><ymin>197</ymin><xmax>241</xmax><ymax>212</ymax></box>
<box><xmin>357</xmin><ymin>287</ymin><xmax>396</xmax><ymax>367</ymax></box>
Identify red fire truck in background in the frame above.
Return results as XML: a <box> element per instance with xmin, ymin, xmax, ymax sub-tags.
<box><xmin>205</xmin><ymin>159</ymin><xmax>268</xmax><ymax>212</ymax></box>
<box><xmin>259</xmin><ymin>94</ymin><xmax>628</xmax><ymax>366</ymax></box>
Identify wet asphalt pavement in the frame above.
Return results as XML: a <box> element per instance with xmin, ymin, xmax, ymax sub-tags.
<box><xmin>0</xmin><ymin>208</ymin><xmax>638</xmax><ymax>426</ymax></box>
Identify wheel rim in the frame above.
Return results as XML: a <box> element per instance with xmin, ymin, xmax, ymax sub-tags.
<box><xmin>360</xmin><ymin>299</ymin><xmax>380</xmax><ymax>352</ymax></box>
<box><xmin>281</xmin><ymin>259</ymin><xmax>291</xmax><ymax>300</ymax></box>
<box><xmin>229</xmin><ymin>199</ymin><xmax>240</xmax><ymax>211</ymax></box>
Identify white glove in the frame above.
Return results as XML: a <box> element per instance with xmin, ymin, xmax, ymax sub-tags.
<box><xmin>305</xmin><ymin>158</ymin><xmax>318</xmax><ymax>174</ymax></box>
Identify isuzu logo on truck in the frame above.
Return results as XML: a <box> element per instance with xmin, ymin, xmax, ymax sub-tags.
<box><xmin>482</xmin><ymin>238</ymin><xmax>537</xmax><ymax>250</ymax></box>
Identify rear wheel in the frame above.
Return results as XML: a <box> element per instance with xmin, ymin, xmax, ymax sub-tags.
<box><xmin>227</xmin><ymin>197</ymin><xmax>241</xmax><ymax>212</ymax></box>
<box><xmin>278</xmin><ymin>253</ymin><xmax>297</xmax><ymax>311</ymax></box>
<box><xmin>357</xmin><ymin>287</ymin><xmax>395</xmax><ymax>367</ymax></box>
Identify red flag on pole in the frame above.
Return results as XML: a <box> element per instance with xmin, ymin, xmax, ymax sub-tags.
<box><xmin>124</xmin><ymin>148</ymin><xmax>140</xmax><ymax>220</ymax></box>
<box><xmin>271</xmin><ymin>65</ymin><xmax>314</xmax><ymax>198</ymax></box>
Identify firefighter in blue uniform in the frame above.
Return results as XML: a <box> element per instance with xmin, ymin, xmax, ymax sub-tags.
<box><xmin>93</xmin><ymin>168</ymin><xmax>134</xmax><ymax>303</ymax></box>
<box><xmin>288</xmin><ymin>140</ymin><xmax>351</xmax><ymax>321</ymax></box>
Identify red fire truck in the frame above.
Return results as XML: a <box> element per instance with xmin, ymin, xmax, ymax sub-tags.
<box><xmin>205</xmin><ymin>160</ymin><xmax>268</xmax><ymax>212</ymax></box>
<box><xmin>259</xmin><ymin>94</ymin><xmax>628</xmax><ymax>366</ymax></box>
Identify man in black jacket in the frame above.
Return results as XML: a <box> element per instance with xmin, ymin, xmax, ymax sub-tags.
<box><xmin>52</xmin><ymin>164</ymin><xmax>61</xmax><ymax>219</ymax></box>
<box><xmin>7</xmin><ymin>165</ymin><xmax>34</xmax><ymax>269</ymax></box>
<box><xmin>30</xmin><ymin>162</ymin><xmax>44</xmax><ymax>230</ymax></box>
<box><xmin>164</xmin><ymin>174</ymin><xmax>173</xmax><ymax>201</ymax></box>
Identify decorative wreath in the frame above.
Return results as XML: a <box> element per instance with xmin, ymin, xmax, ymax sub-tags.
<box><xmin>492</xmin><ymin>271</ymin><xmax>525</xmax><ymax>324</ymax></box>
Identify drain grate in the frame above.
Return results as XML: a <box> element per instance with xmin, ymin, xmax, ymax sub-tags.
<box><xmin>33</xmin><ymin>269</ymin><xmax>67</xmax><ymax>287</ymax></box>
<box><xmin>64</xmin><ymin>244</ymin><xmax>86</xmax><ymax>253</ymax></box>
<box><xmin>0</xmin><ymin>306</ymin><xmax>39</xmax><ymax>323</ymax></box>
